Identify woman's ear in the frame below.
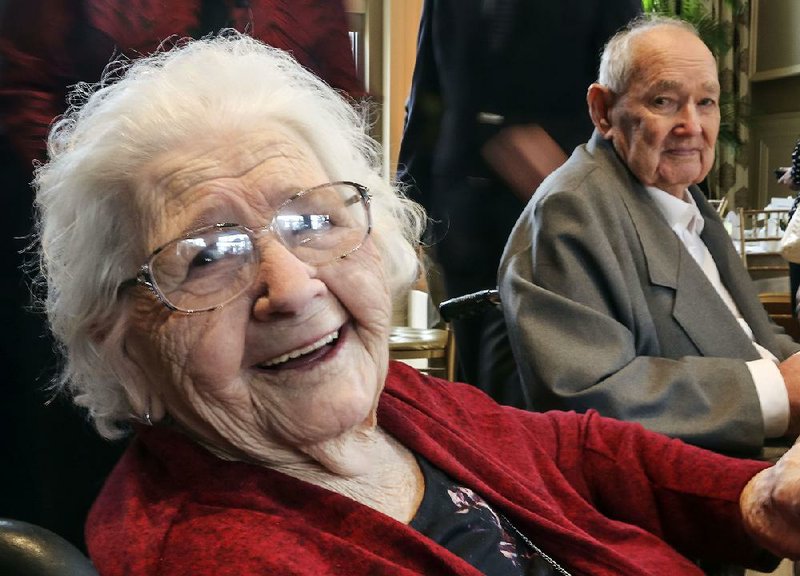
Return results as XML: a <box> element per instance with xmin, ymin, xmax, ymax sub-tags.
<box><xmin>118</xmin><ymin>333</ymin><xmax>167</xmax><ymax>425</ymax></box>
<box><xmin>93</xmin><ymin>306</ymin><xmax>167</xmax><ymax>424</ymax></box>
<box><xmin>587</xmin><ymin>83</ymin><xmax>614</xmax><ymax>138</ymax></box>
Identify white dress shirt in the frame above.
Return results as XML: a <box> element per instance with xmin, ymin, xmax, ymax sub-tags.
<box><xmin>647</xmin><ymin>187</ymin><xmax>789</xmax><ymax>438</ymax></box>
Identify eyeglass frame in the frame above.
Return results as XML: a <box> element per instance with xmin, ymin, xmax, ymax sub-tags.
<box><xmin>117</xmin><ymin>180</ymin><xmax>372</xmax><ymax>314</ymax></box>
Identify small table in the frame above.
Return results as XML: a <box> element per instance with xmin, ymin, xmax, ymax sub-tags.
<box><xmin>389</xmin><ymin>326</ymin><xmax>455</xmax><ymax>381</ymax></box>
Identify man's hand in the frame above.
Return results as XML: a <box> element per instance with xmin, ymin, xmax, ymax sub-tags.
<box><xmin>741</xmin><ymin>439</ymin><xmax>800</xmax><ymax>559</ymax></box>
<box><xmin>481</xmin><ymin>124</ymin><xmax>567</xmax><ymax>203</ymax></box>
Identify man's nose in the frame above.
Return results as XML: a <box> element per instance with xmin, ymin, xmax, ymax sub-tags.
<box><xmin>674</xmin><ymin>103</ymin><xmax>702</xmax><ymax>135</ymax></box>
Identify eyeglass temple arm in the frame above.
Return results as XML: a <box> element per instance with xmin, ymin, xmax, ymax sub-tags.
<box><xmin>117</xmin><ymin>266</ymin><xmax>154</xmax><ymax>294</ymax></box>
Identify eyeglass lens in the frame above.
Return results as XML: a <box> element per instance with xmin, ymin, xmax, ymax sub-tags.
<box><xmin>147</xmin><ymin>182</ymin><xmax>369</xmax><ymax>312</ymax></box>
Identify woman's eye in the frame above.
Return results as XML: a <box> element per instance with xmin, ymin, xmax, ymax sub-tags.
<box><xmin>278</xmin><ymin>214</ymin><xmax>332</xmax><ymax>236</ymax></box>
<box><xmin>189</xmin><ymin>247</ymin><xmax>224</xmax><ymax>268</ymax></box>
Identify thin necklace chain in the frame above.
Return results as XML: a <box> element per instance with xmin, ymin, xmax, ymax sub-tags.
<box><xmin>498</xmin><ymin>511</ymin><xmax>573</xmax><ymax>576</ymax></box>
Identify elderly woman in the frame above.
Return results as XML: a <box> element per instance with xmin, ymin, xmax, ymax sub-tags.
<box><xmin>32</xmin><ymin>33</ymin><xmax>800</xmax><ymax>575</ymax></box>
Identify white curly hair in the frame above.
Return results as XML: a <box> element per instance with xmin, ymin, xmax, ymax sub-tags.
<box><xmin>33</xmin><ymin>32</ymin><xmax>426</xmax><ymax>439</ymax></box>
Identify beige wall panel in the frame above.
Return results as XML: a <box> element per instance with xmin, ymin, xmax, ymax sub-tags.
<box><xmin>751</xmin><ymin>0</ymin><xmax>800</xmax><ymax>81</ymax></box>
<box><xmin>386</xmin><ymin>0</ymin><xmax>423</xmax><ymax>175</ymax></box>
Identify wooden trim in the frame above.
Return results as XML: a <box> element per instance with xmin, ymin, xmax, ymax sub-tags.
<box><xmin>750</xmin><ymin>0</ymin><xmax>800</xmax><ymax>82</ymax></box>
<box><xmin>386</xmin><ymin>0</ymin><xmax>423</xmax><ymax>176</ymax></box>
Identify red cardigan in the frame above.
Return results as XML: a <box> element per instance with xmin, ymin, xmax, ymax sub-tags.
<box><xmin>86</xmin><ymin>362</ymin><xmax>777</xmax><ymax>575</ymax></box>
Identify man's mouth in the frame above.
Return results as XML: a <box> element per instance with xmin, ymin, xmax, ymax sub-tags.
<box><xmin>256</xmin><ymin>329</ymin><xmax>340</xmax><ymax>369</ymax></box>
<box><xmin>666</xmin><ymin>147</ymin><xmax>699</xmax><ymax>156</ymax></box>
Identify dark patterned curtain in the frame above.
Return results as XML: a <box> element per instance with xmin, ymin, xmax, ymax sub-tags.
<box><xmin>702</xmin><ymin>0</ymin><xmax>751</xmax><ymax>207</ymax></box>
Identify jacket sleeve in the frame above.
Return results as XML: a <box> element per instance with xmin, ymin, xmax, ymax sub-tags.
<box><xmin>395</xmin><ymin>0</ymin><xmax>440</xmax><ymax>214</ymax></box>
<box><xmin>499</xmin><ymin>187</ymin><xmax>768</xmax><ymax>456</ymax></box>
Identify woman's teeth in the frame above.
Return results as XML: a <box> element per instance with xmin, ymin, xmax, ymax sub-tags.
<box><xmin>260</xmin><ymin>330</ymin><xmax>339</xmax><ymax>367</ymax></box>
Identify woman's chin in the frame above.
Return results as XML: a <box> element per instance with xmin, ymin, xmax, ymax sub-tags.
<box><xmin>299</xmin><ymin>431</ymin><xmax>376</xmax><ymax>476</ymax></box>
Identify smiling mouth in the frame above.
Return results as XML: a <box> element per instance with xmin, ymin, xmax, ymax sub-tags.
<box><xmin>257</xmin><ymin>330</ymin><xmax>340</xmax><ymax>369</ymax></box>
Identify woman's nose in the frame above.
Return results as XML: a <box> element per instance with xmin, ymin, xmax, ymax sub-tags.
<box><xmin>251</xmin><ymin>240</ymin><xmax>325</xmax><ymax>319</ymax></box>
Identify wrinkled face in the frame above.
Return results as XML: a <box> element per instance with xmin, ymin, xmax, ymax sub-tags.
<box><xmin>120</xmin><ymin>128</ymin><xmax>392</xmax><ymax>465</ymax></box>
<box><xmin>604</xmin><ymin>28</ymin><xmax>720</xmax><ymax>197</ymax></box>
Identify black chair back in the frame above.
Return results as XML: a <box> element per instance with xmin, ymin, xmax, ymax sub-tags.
<box><xmin>0</xmin><ymin>518</ymin><xmax>98</xmax><ymax>575</ymax></box>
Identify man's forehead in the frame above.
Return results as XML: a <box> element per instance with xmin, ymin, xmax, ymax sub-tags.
<box><xmin>627</xmin><ymin>37</ymin><xmax>719</xmax><ymax>92</ymax></box>
<box><xmin>634</xmin><ymin>27</ymin><xmax>714</xmax><ymax>62</ymax></box>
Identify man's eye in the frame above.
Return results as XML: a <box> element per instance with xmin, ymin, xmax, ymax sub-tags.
<box><xmin>653</xmin><ymin>96</ymin><xmax>673</xmax><ymax>108</ymax></box>
<box><xmin>698</xmin><ymin>97</ymin><xmax>717</xmax><ymax>107</ymax></box>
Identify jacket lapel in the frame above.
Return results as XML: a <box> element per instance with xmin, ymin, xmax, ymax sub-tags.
<box><xmin>695</xmin><ymin>189</ymin><xmax>782</xmax><ymax>355</ymax></box>
<box><xmin>590</xmin><ymin>136</ymin><xmax>759</xmax><ymax>359</ymax></box>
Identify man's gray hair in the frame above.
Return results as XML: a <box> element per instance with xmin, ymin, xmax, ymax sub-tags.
<box><xmin>597</xmin><ymin>15</ymin><xmax>702</xmax><ymax>93</ymax></box>
<box><xmin>33</xmin><ymin>32</ymin><xmax>426</xmax><ymax>439</ymax></box>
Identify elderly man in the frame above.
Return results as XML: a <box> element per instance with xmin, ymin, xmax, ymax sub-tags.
<box><xmin>499</xmin><ymin>15</ymin><xmax>800</xmax><ymax>458</ymax></box>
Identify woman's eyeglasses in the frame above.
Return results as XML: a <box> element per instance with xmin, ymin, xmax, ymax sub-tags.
<box><xmin>118</xmin><ymin>181</ymin><xmax>371</xmax><ymax>313</ymax></box>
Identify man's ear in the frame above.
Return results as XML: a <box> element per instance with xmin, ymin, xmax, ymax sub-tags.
<box><xmin>587</xmin><ymin>83</ymin><xmax>614</xmax><ymax>139</ymax></box>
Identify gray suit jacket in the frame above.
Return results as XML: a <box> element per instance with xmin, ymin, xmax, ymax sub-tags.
<box><xmin>499</xmin><ymin>132</ymin><xmax>800</xmax><ymax>455</ymax></box>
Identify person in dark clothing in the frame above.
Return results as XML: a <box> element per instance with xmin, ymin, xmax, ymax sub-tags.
<box><xmin>396</xmin><ymin>0</ymin><xmax>642</xmax><ymax>405</ymax></box>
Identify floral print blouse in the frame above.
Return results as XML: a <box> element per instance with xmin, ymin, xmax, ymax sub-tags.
<box><xmin>410</xmin><ymin>455</ymin><xmax>563</xmax><ymax>576</ymax></box>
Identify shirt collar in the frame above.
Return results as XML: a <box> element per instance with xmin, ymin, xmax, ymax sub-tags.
<box><xmin>646</xmin><ymin>186</ymin><xmax>704</xmax><ymax>236</ymax></box>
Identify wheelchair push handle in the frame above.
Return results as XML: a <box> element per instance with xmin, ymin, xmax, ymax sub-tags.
<box><xmin>438</xmin><ymin>289</ymin><xmax>501</xmax><ymax>322</ymax></box>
